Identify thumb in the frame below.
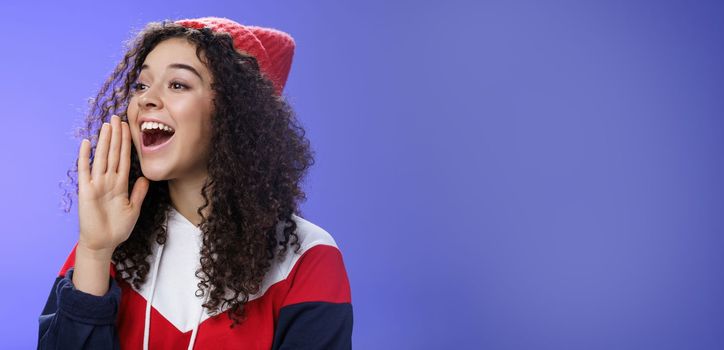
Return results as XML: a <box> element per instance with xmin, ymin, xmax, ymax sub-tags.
<box><xmin>129</xmin><ymin>176</ymin><xmax>150</xmax><ymax>210</ymax></box>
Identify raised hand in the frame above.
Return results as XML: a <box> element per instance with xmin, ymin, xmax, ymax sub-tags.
<box><xmin>77</xmin><ymin>115</ymin><xmax>149</xmax><ymax>256</ymax></box>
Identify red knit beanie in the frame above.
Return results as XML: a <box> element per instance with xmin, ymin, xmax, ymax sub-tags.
<box><xmin>175</xmin><ymin>17</ymin><xmax>295</xmax><ymax>96</ymax></box>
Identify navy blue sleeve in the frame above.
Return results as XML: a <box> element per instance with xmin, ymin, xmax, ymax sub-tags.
<box><xmin>37</xmin><ymin>267</ymin><xmax>121</xmax><ymax>350</ymax></box>
<box><xmin>271</xmin><ymin>301</ymin><xmax>353</xmax><ymax>350</ymax></box>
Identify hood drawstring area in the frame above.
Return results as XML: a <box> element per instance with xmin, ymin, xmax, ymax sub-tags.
<box><xmin>143</xmin><ymin>243</ymin><xmax>208</xmax><ymax>350</ymax></box>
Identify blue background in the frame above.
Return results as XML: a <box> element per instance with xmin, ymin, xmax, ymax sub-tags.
<box><xmin>2</xmin><ymin>0</ymin><xmax>723</xmax><ymax>348</ymax></box>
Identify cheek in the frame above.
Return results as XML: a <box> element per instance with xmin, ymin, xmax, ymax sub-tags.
<box><xmin>125</xmin><ymin>101</ymin><xmax>141</xmax><ymax>146</ymax></box>
<box><xmin>203</xmin><ymin>100</ymin><xmax>214</xmax><ymax>135</ymax></box>
<box><xmin>201</xmin><ymin>116</ymin><xmax>214</xmax><ymax>147</ymax></box>
<box><xmin>125</xmin><ymin>100</ymin><xmax>137</xmax><ymax>122</ymax></box>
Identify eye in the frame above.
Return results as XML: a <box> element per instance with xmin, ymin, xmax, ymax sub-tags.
<box><xmin>131</xmin><ymin>82</ymin><xmax>147</xmax><ymax>92</ymax></box>
<box><xmin>170</xmin><ymin>81</ymin><xmax>188</xmax><ymax>90</ymax></box>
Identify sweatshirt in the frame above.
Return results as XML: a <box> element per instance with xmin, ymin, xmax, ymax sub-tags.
<box><xmin>37</xmin><ymin>207</ymin><xmax>353</xmax><ymax>349</ymax></box>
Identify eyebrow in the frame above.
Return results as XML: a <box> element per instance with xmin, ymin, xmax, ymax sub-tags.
<box><xmin>140</xmin><ymin>63</ymin><xmax>204</xmax><ymax>82</ymax></box>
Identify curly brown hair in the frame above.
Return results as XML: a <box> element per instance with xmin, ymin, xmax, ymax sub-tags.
<box><xmin>60</xmin><ymin>20</ymin><xmax>313</xmax><ymax>327</ymax></box>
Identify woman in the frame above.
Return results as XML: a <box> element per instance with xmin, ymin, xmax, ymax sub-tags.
<box><xmin>38</xmin><ymin>17</ymin><xmax>352</xmax><ymax>350</ymax></box>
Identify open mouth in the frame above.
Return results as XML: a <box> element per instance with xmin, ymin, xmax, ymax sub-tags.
<box><xmin>142</xmin><ymin>128</ymin><xmax>175</xmax><ymax>147</ymax></box>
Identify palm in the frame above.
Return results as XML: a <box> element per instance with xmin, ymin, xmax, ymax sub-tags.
<box><xmin>77</xmin><ymin>115</ymin><xmax>149</xmax><ymax>252</ymax></box>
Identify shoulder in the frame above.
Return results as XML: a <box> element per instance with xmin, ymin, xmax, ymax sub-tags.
<box><xmin>270</xmin><ymin>216</ymin><xmax>354</xmax><ymax>349</ymax></box>
<box><xmin>271</xmin><ymin>213</ymin><xmax>345</xmax><ymax>277</ymax></box>
<box><xmin>281</xmin><ymin>214</ymin><xmax>351</xmax><ymax>304</ymax></box>
<box><xmin>254</xmin><ymin>214</ymin><xmax>350</xmax><ymax>303</ymax></box>
<box><xmin>286</xmin><ymin>213</ymin><xmax>339</xmax><ymax>252</ymax></box>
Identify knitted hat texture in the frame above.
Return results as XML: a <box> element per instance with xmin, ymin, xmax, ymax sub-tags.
<box><xmin>175</xmin><ymin>17</ymin><xmax>295</xmax><ymax>95</ymax></box>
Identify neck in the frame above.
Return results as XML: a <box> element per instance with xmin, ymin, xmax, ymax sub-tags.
<box><xmin>168</xmin><ymin>172</ymin><xmax>212</xmax><ymax>227</ymax></box>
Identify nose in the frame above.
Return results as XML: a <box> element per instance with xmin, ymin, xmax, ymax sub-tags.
<box><xmin>138</xmin><ymin>87</ymin><xmax>163</xmax><ymax>110</ymax></box>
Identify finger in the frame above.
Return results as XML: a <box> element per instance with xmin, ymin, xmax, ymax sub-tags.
<box><xmin>117</xmin><ymin>121</ymin><xmax>131</xmax><ymax>190</ymax></box>
<box><xmin>107</xmin><ymin>115</ymin><xmax>121</xmax><ymax>173</ymax></box>
<box><xmin>77</xmin><ymin>139</ymin><xmax>91</xmax><ymax>186</ymax></box>
<box><xmin>91</xmin><ymin>122</ymin><xmax>110</xmax><ymax>180</ymax></box>
<box><xmin>130</xmin><ymin>176</ymin><xmax>149</xmax><ymax>211</ymax></box>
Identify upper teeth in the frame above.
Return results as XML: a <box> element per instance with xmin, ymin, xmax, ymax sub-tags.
<box><xmin>141</xmin><ymin>121</ymin><xmax>174</xmax><ymax>133</ymax></box>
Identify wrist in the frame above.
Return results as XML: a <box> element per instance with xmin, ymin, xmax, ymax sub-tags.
<box><xmin>77</xmin><ymin>241</ymin><xmax>115</xmax><ymax>261</ymax></box>
<box><xmin>73</xmin><ymin>244</ymin><xmax>113</xmax><ymax>297</ymax></box>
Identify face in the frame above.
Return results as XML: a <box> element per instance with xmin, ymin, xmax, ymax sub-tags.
<box><xmin>126</xmin><ymin>37</ymin><xmax>215</xmax><ymax>182</ymax></box>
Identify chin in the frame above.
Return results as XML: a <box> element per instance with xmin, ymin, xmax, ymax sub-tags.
<box><xmin>140</xmin><ymin>162</ymin><xmax>173</xmax><ymax>182</ymax></box>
